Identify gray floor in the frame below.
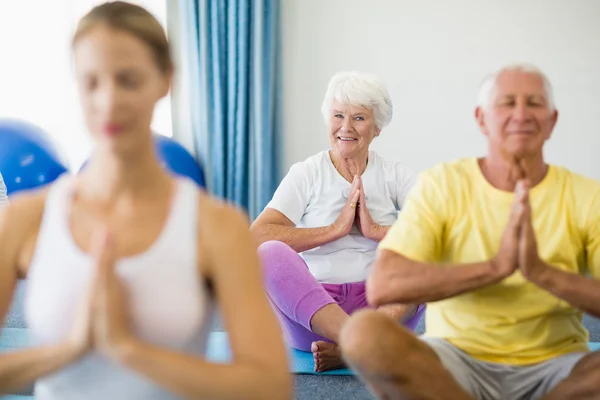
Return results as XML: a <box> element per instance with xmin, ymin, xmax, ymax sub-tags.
<box><xmin>293</xmin><ymin>315</ymin><xmax>600</xmax><ymax>400</ymax></box>
<box><xmin>3</xmin><ymin>281</ymin><xmax>600</xmax><ymax>400</ymax></box>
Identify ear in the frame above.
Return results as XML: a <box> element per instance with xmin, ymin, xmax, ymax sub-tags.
<box><xmin>475</xmin><ymin>106</ymin><xmax>488</xmax><ymax>137</ymax></box>
<box><xmin>546</xmin><ymin>109</ymin><xmax>558</xmax><ymax>139</ymax></box>
<box><xmin>374</xmin><ymin>127</ymin><xmax>382</xmax><ymax>137</ymax></box>
<box><xmin>158</xmin><ymin>67</ymin><xmax>174</xmax><ymax>99</ymax></box>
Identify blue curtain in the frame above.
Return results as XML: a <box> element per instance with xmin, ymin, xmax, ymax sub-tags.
<box><xmin>178</xmin><ymin>0</ymin><xmax>281</xmax><ymax>219</ymax></box>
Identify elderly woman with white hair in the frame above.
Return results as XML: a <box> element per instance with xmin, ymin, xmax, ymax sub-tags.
<box><xmin>250</xmin><ymin>71</ymin><xmax>425</xmax><ymax>372</ymax></box>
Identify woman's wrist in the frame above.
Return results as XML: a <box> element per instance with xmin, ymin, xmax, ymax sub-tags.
<box><xmin>367</xmin><ymin>224</ymin><xmax>389</xmax><ymax>242</ymax></box>
<box><xmin>329</xmin><ymin>221</ymin><xmax>346</xmax><ymax>240</ymax></box>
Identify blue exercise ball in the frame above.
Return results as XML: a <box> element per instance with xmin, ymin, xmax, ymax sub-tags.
<box><xmin>80</xmin><ymin>134</ymin><xmax>205</xmax><ymax>188</ymax></box>
<box><xmin>154</xmin><ymin>135</ymin><xmax>205</xmax><ymax>188</ymax></box>
<box><xmin>0</xmin><ymin>119</ymin><xmax>69</xmax><ymax>195</ymax></box>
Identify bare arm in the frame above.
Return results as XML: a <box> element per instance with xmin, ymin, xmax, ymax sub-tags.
<box><xmin>368</xmin><ymin>175</ymin><xmax>526</xmax><ymax>307</ymax></box>
<box><xmin>365</xmin><ymin>225</ymin><xmax>390</xmax><ymax>242</ymax></box>
<box><xmin>112</xmin><ymin>198</ymin><xmax>292</xmax><ymax>400</ymax></box>
<box><xmin>250</xmin><ymin>208</ymin><xmax>343</xmax><ymax>252</ymax></box>
<box><xmin>0</xmin><ymin>193</ymin><xmax>85</xmax><ymax>394</ymax></box>
<box><xmin>366</xmin><ymin>250</ymin><xmax>507</xmax><ymax>307</ymax></box>
<box><xmin>251</xmin><ymin>174</ymin><xmax>362</xmax><ymax>252</ymax></box>
<box><xmin>0</xmin><ymin>343</ymin><xmax>84</xmax><ymax>394</ymax></box>
<box><xmin>517</xmin><ymin>184</ymin><xmax>600</xmax><ymax>318</ymax></box>
<box><xmin>525</xmin><ymin>264</ymin><xmax>600</xmax><ymax>318</ymax></box>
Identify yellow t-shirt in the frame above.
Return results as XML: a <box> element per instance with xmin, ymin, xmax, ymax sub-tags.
<box><xmin>379</xmin><ymin>157</ymin><xmax>600</xmax><ymax>365</ymax></box>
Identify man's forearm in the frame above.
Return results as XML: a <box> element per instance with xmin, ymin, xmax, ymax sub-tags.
<box><xmin>527</xmin><ymin>262</ymin><xmax>600</xmax><ymax>318</ymax></box>
<box><xmin>368</xmin><ymin>252</ymin><xmax>504</xmax><ymax>306</ymax></box>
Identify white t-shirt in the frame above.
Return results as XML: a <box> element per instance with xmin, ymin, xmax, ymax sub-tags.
<box><xmin>0</xmin><ymin>173</ymin><xmax>8</xmax><ymax>206</ymax></box>
<box><xmin>266</xmin><ymin>150</ymin><xmax>416</xmax><ymax>284</ymax></box>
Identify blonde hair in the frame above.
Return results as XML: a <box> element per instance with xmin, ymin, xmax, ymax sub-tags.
<box><xmin>72</xmin><ymin>1</ymin><xmax>173</xmax><ymax>74</ymax></box>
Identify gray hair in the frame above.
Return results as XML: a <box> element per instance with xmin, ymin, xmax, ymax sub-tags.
<box><xmin>321</xmin><ymin>71</ymin><xmax>393</xmax><ymax>129</ymax></box>
<box><xmin>477</xmin><ymin>63</ymin><xmax>556</xmax><ymax>111</ymax></box>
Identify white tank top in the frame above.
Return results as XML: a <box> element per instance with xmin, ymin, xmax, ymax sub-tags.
<box><xmin>23</xmin><ymin>175</ymin><xmax>215</xmax><ymax>400</ymax></box>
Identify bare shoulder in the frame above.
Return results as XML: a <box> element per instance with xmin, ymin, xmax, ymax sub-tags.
<box><xmin>195</xmin><ymin>190</ymin><xmax>256</xmax><ymax>275</ymax></box>
<box><xmin>0</xmin><ymin>187</ymin><xmax>50</xmax><ymax>277</ymax></box>
<box><xmin>196</xmin><ymin>190</ymin><xmax>251</xmax><ymax>235</ymax></box>
<box><xmin>0</xmin><ymin>188</ymin><xmax>49</xmax><ymax>233</ymax></box>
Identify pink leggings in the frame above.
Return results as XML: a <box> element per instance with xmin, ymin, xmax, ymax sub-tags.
<box><xmin>258</xmin><ymin>240</ymin><xmax>425</xmax><ymax>351</ymax></box>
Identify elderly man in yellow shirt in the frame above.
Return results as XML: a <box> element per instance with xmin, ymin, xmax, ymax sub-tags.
<box><xmin>339</xmin><ymin>64</ymin><xmax>600</xmax><ymax>400</ymax></box>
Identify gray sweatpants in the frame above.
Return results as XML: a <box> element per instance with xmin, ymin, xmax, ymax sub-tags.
<box><xmin>421</xmin><ymin>337</ymin><xmax>586</xmax><ymax>400</ymax></box>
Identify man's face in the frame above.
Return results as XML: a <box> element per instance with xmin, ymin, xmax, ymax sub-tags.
<box><xmin>476</xmin><ymin>70</ymin><xmax>558</xmax><ymax>159</ymax></box>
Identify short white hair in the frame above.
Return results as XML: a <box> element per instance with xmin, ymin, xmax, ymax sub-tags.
<box><xmin>321</xmin><ymin>71</ymin><xmax>393</xmax><ymax>129</ymax></box>
<box><xmin>477</xmin><ymin>63</ymin><xmax>556</xmax><ymax>111</ymax></box>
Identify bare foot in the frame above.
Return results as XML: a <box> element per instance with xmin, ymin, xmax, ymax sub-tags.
<box><xmin>311</xmin><ymin>341</ymin><xmax>345</xmax><ymax>372</ymax></box>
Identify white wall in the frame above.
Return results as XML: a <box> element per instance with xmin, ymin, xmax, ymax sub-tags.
<box><xmin>281</xmin><ymin>0</ymin><xmax>600</xmax><ymax>180</ymax></box>
<box><xmin>0</xmin><ymin>0</ymin><xmax>170</xmax><ymax>171</ymax></box>
<box><xmin>166</xmin><ymin>0</ymin><xmax>199</xmax><ymax>157</ymax></box>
